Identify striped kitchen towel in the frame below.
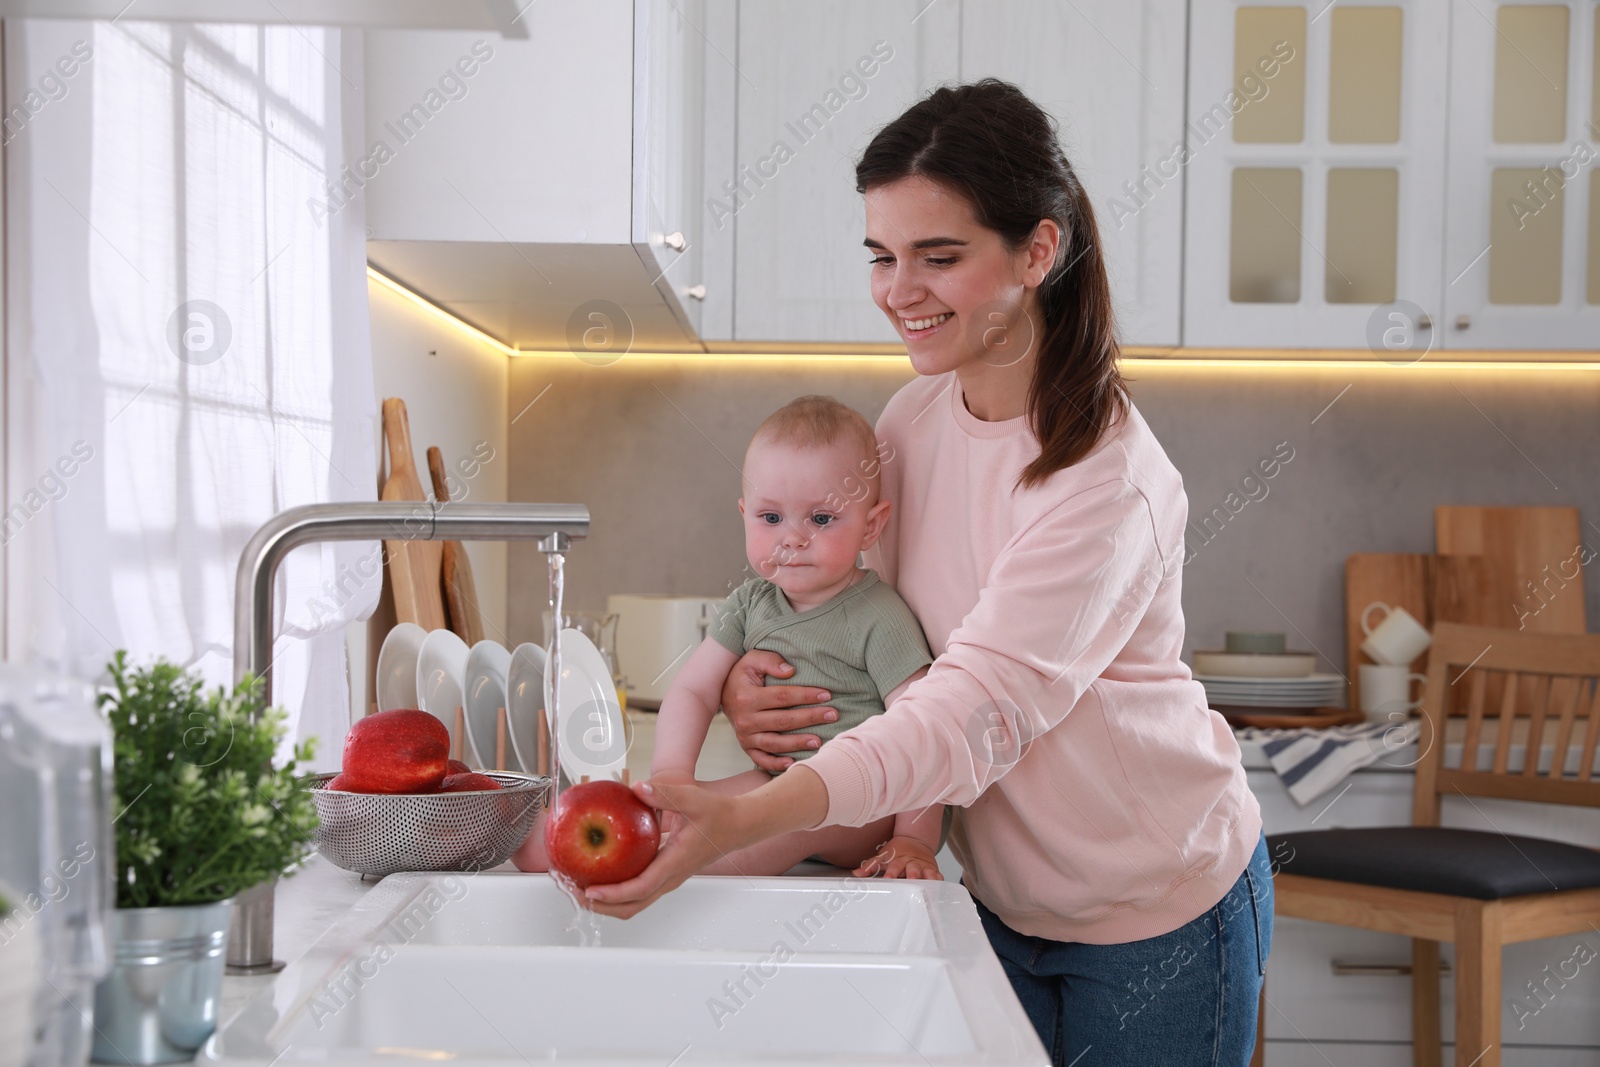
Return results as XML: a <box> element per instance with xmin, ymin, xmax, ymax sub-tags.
<box><xmin>1236</xmin><ymin>720</ymin><xmax>1422</xmax><ymax>806</ymax></box>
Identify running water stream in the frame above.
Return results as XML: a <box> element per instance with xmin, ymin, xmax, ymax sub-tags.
<box><xmin>543</xmin><ymin>548</ymin><xmax>603</xmax><ymax>946</ymax></box>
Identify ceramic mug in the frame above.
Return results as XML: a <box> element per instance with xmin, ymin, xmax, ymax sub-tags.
<box><xmin>1360</xmin><ymin>602</ymin><xmax>1433</xmax><ymax>665</ymax></box>
<box><xmin>1359</xmin><ymin>663</ymin><xmax>1428</xmax><ymax>720</ymax></box>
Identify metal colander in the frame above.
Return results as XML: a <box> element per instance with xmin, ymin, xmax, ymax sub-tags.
<box><xmin>308</xmin><ymin>772</ymin><xmax>551</xmax><ymax>876</ymax></box>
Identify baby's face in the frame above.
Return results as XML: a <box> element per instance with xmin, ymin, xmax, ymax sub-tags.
<box><xmin>739</xmin><ymin>437</ymin><xmax>885</xmax><ymax>600</ymax></box>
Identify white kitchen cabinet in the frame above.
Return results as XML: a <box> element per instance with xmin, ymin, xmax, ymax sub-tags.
<box><xmin>1248</xmin><ymin>764</ymin><xmax>1600</xmax><ymax>1060</ymax></box>
<box><xmin>729</xmin><ymin>0</ymin><xmax>960</xmax><ymax>343</ymax></box>
<box><xmin>961</xmin><ymin>0</ymin><xmax>1188</xmax><ymax>346</ymax></box>
<box><xmin>1185</xmin><ymin>0</ymin><xmax>1599</xmax><ymax>354</ymax></box>
<box><xmin>1184</xmin><ymin>0</ymin><xmax>1450</xmax><ymax>351</ymax></box>
<box><xmin>728</xmin><ymin>0</ymin><xmax>1186</xmax><ymax>346</ymax></box>
<box><xmin>364</xmin><ymin>6</ymin><xmax>636</xmax><ymax>245</ymax></box>
<box><xmin>633</xmin><ymin>0</ymin><xmax>721</xmax><ymax>336</ymax></box>
<box><xmin>362</xmin><ymin>1</ymin><xmax>717</xmax><ymax>351</ymax></box>
<box><xmin>1442</xmin><ymin>0</ymin><xmax>1600</xmax><ymax>350</ymax></box>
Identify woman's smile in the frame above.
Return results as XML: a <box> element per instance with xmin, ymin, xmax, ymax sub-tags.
<box><xmin>902</xmin><ymin>311</ymin><xmax>953</xmax><ymax>336</ymax></box>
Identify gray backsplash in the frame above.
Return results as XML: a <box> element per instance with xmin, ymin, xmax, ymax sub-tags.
<box><xmin>507</xmin><ymin>358</ymin><xmax>1599</xmax><ymax>676</ymax></box>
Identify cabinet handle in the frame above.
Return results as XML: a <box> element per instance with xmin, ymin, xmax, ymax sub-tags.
<box><xmin>1415</xmin><ymin>314</ymin><xmax>1432</xmax><ymax>330</ymax></box>
<box><xmin>663</xmin><ymin>231</ymin><xmax>687</xmax><ymax>252</ymax></box>
<box><xmin>1331</xmin><ymin>960</ymin><xmax>1452</xmax><ymax>977</ymax></box>
<box><xmin>684</xmin><ymin>284</ymin><xmax>706</xmax><ymax>301</ymax></box>
<box><xmin>1454</xmin><ymin>314</ymin><xmax>1471</xmax><ymax>330</ymax></box>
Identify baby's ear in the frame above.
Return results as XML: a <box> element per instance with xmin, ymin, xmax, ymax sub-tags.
<box><xmin>859</xmin><ymin>499</ymin><xmax>892</xmax><ymax>550</ymax></box>
<box><xmin>737</xmin><ymin>498</ymin><xmax>746</xmax><ymax>516</ymax></box>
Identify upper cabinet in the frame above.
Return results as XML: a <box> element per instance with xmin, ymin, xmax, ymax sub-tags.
<box><xmin>961</xmin><ymin>0</ymin><xmax>1188</xmax><ymax>346</ymax></box>
<box><xmin>363</xmin><ymin>1</ymin><xmax>716</xmax><ymax>352</ymax></box>
<box><xmin>1184</xmin><ymin>0</ymin><xmax>1449</xmax><ymax>350</ymax></box>
<box><xmin>728</xmin><ymin>1</ymin><xmax>961</xmax><ymax>344</ymax></box>
<box><xmin>365</xmin><ymin>5</ymin><xmax>636</xmax><ymax>245</ymax></box>
<box><xmin>633</xmin><ymin>0</ymin><xmax>714</xmax><ymax>336</ymax></box>
<box><xmin>726</xmin><ymin>0</ymin><xmax>1187</xmax><ymax>346</ymax></box>
<box><xmin>357</xmin><ymin>0</ymin><xmax>1594</xmax><ymax>355</ymax></box>
<box><xmin>1444</xmin><ymin>0</ymin><xmax>1600</xmax><ymax>349</ymax></box>
<box><xmin>1185</xmin><ymin>0</ymin><xmax>1598</xmax><ymax>352</ymax></box>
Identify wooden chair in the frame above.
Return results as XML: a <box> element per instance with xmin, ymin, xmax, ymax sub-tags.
<box><xmin>1252</xmin><ymin>622</ymin><xmax>1600</xmax><ymax>1067</ymax></box>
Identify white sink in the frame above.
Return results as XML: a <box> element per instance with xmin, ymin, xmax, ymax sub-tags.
<box><xmin>201</xmin><ymin>873</ymin><xmax>1046</xmax><ymax>1066</ymax></box>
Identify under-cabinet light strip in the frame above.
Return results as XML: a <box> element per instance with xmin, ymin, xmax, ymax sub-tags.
<box><xmin>367</xmin><ymin>266</ymin><xmax>519</xmax><ymax>357</ymax></box>
<box><xmin>367</xmin><ymin>268</ymin><xmax>1600</xmax><ymax>371</ymax></box>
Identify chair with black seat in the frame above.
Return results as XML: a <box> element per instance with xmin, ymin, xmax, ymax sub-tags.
<box><xmin>1252</xmin><ymin>622</ymin><xmax>1600</xmax><ymax>1067</ymax></box>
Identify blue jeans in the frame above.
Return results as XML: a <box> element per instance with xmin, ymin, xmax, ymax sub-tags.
<box><xmin>973</xmin><ymin>834</ymin><xmax>1273</xmax><ymax>1067</ymax></box>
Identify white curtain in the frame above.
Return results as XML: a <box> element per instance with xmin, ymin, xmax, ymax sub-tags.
<box><xmin>6</xmin><ymin>19</ymin><xmax>379</xmax><ymax>769</ymax></box>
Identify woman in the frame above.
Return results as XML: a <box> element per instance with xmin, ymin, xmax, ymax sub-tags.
<box><xmin>588</xmin><ymin>80</ymin><xmax>1271</xmax><ymax>1066</ymax></box>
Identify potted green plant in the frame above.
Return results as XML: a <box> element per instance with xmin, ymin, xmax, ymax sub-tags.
<box><xmin>0</xmin><ymin>884</ymin><xmax>41</xmax><ymax>1067</ymax></box>
<box><xmin>91</xmin><ymin>652</ymin><xmax>318</xmax><ymax>1065</ymax></box>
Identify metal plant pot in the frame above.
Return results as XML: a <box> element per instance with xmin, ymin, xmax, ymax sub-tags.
<box><xmin>91</xmin><ymin>899</ymin><xmax>232</xmax><ymax>1064</ymax></box>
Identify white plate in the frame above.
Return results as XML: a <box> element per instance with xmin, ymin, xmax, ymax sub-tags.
<box><xmin>1191</xmin><ymin>651</ymin><xmax>1316</xmax><ymax>679</ymax></box>
<box><xmin>1200</xmin><ymin>684</ymin><xmax>1344</xmax><ymax>696</ymax></box>
<box><xmin>1205</xmin><ymin>696</ymin><xmax>1343</xmax><ymax>707</ymax></box>
<box><xmin>1194</xmin><ymin>672</ymin><xmax>1344</xmax><ymax>686</ymax></box>
<box><xmin>549</xmin><ymin>628</ymin><xmax>627</xmax><ymax>782</ymax></box>
<box><xmin>464</xmin><ymin>640</ymin><xmax>513</xmax><ymax>771</ymax></box>
<box><xmin>416</xmin><ymin>628</ymin><xmax>472</xmax><ymax>762</ymax></box>
<box><xmin>1203</xmin><ymin>687</ymin><xmax>1344</xmax><ymax>697</ymax></box>
<box><xmin>375</xmin><ymin>622</ymin><xmax>427</xmax><ymax>712</ymax></box>
<box><xmin>506</xmin><ymin>643</ymin><xmax>547</xmax><ymax>774</ymax></box>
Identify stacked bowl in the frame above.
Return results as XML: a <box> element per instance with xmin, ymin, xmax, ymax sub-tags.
<box><xmin>1192</xmin><ymin>631</ymin><xmax>1344</xmax><ymax>716</ymax></box>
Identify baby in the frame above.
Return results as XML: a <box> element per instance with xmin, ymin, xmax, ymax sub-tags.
<box><xmin>650</xmin><ymin>395</ymin><xmax>945</xmax><ymax>879</ymax></box>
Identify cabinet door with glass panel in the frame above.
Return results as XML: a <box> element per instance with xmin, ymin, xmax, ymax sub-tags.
<box><xmin>1184</xmin><ymin>0</ymin><xmax>1449</xmax><ymax>350</ymax></box>
<box><xmin>1444</xmin><ymin>0</ymin><xmax>1600</xmax><ymax>350</ymax></box>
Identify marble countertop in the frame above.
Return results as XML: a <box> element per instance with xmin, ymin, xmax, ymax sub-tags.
<box><xmin>218</xmin><ymin>857</ymin><xmax>379</xmax><ymax>1026</ymax></box>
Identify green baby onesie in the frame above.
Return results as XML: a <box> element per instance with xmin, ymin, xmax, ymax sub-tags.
<box><xmin>709</xmin><ymin>570</ymin><xmax>933</xmax><ymax>763</ymax></box>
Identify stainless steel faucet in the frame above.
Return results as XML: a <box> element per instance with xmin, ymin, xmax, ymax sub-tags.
<box><xmin>226</xmin><ymin>500</ymin><xmax>588</xmax><ymax>973</ymax></box>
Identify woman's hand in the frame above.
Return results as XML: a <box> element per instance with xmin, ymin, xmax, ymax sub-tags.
<box><xmin>721</xmin><ymin>650</ymin><xmax>838</xmax><ymax>773</ymax></box>
<box><xmin>644</xmin><ymin>769</ymin><xmax>697</xmax><ymax>838</ymax></box>
<box><xmin>585</xmin><ymin>778</ymin><xmax>741</xmax><ymax>919</ymax></box>
<box><xmin>586</xmin><ymin>765</ymin><xmax>830</xmax><ymax>919</ymax></box>
<box><xmin>852</xmin><ymin>836</ymin><xmax>945</xmax><ymax>880</ymax></box>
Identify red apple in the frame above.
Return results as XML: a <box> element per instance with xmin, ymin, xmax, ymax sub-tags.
<box><xmin>447</xmin><ymin>759</ymin><xmax>472</xmax><ymax>776</ymax></box>
<box><xmin>440</xmin><ymin>772</ymin><xmax>502</xmax><ymax>792</ymax></box>
<box><xmin>341</xmin><ymin>709</ymin><xmax>449</xmax><ymax>794</ymax></box>
<box><xmin>543</xmin><ymin>780</ymin><xmax>660</xmax><ymax>888</ymax></box>
<box><xmin>324</xmin><ymin>773</ymin><xmax>358</xmax><ymax>791</ymax></box>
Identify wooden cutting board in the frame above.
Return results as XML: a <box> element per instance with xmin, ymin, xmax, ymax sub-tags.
<box><xmin>427</xmin><ymin>446</ymin><xmax>484</xmax><ymax>646</ymax></box>
<box><xmin>1435</xmin><ymin>505</ymin><xmax>1586</xmax><ymax>634</ymax></box>
<box><xmin>1219</xmin><ymin>706</ymin><xmax>1366</xmax><ymax>730</ymax></box>
<box><xmin>381</xmin><ymin>398</ymin><xmax>446</xmax><ymax>632</ymax></box>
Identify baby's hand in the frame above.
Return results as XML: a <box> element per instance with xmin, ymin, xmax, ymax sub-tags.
<box><xmin>852</xmin><ymin>836</ymin><xmax>944</xmax><ymax>880</ymax></box>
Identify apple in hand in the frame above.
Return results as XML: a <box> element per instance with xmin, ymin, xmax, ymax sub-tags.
<box><xmin>440</xmin><ymin>772</ymin><xmax>502</xmax><ymax>792</ymax></box>
<box><xmin>543</xmin><ymin>780</ymin><xmax>660</xmax><ymax>888</ymax></box>
<box><xmin>341</xmin><ymin>708</ymin><xmax>449</xmax><ymax>794</ymax></box>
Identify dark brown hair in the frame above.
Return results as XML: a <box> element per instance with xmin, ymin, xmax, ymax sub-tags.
<box><xmin>855</xmin><ymin>79</ymin><xmax>1128</xmax><ymax>489</ymax></box>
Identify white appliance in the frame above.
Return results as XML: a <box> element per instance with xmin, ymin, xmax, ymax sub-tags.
<box><xmin>606</xmin><ymin>594</ymin><xmax>723</xmax><ymax>708</ymax></box>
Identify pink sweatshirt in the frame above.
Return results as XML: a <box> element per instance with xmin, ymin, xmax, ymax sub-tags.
<box><xmin>804</xmin><ymin>373</ymin><xmax>1262</xmax><ymax>945</ymax></box>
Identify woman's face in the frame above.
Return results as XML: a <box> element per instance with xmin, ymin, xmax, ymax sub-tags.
<box><xmin>864</xmin><ymin>175</ymin><xmax>1058</xmax><ymax>379</ymax></box>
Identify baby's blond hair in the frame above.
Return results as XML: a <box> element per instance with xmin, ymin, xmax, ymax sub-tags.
<box><xmin>747</xmin><ymin>396</ymin><xmax>882</xmax><ymax>502</ymax></box>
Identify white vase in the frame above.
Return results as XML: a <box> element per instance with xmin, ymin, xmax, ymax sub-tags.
<box><xmin>0</xmin><ymin>907</ymin><xmax>42</xmax><ymax>1067</ymax></box>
